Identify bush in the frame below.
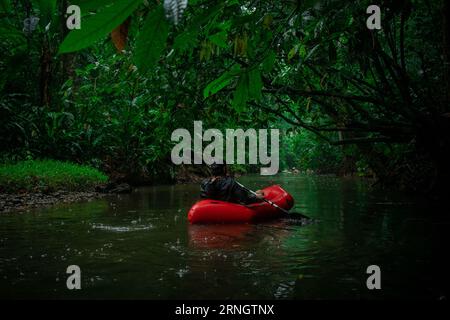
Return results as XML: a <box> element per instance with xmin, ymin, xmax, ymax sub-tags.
<box><xmin>0</xmin><ymin>160</ymin><xmax>108</xmax><ymax>193</ymax></box>
<box><xmin>281</xmin><ymin>129</ymin><xmax>344</xmax><ymax>174</ymax></box>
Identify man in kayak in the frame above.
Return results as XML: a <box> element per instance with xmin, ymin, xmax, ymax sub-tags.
<box><xmin>200</xmin><ymin>163</ymin><xmax>265</xmax><ymax>205</ymax></box>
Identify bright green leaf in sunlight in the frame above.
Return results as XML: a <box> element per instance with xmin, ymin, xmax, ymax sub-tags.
<box><xmin>58</xmin><ymin>0</ymin><xmax>140</xmax><ymax>54</ymax></box>
<box><xmin>203</xmin><ymin>64</ymin><xmax>241</xmax><ymax>98</ymax></box>
<box><xmin>134</xmin><ymin>6</ymin><xmax>169</xmax><ymax>74</ymax></box>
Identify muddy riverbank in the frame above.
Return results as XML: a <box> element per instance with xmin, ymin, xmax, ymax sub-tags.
<box><xmin>0</xmin><ymin>182</ymin><xmax>134</xmax><ymax>213</ymax></box>
<box><xmin>0</xmin><ymin>191</ymin><xmax>106</xmax><ymax>213</ymax></box>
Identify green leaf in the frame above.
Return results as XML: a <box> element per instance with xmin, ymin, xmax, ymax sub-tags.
<box><xmin>230</xmin><ymin>67</ymin><xmax>262</xmax><ymax>111</ymax></box>
<box><xmin>208</xmin><ymin>30</ymin><xmax>227</xmax><ymax>48</ymax></box>
<box><xmin>58</xmin><ymin>0</ymin><xmax>140</xmax><ymax>54</ymax></box>
<box><xmin>248</xmin><ymin>68</ymin><xmax>262</xmax><ymax>100</ymax></box>
<box><xmin>0</xmin><ymin>0</ymin><xmax>11</xmax><ymax>13</ymax></box>
<box><xmin>134</xmin><ymin>6</ymin><xmax>169</xmax><ymax>74</ymax></box>
<box><xmin>173</xmin><ymin>2</ymin><xmax>225</xmax><ymax>54</ymax></box>
<box><xmin>71</xmin><ymin>0</ymin><xmax>117</xmax><ymax>13</ymax></box>
<box><xmin>173</xmin><ymin>29</ymin><xmax>199</xmax><ymax>53</ymax></box>
<box><xmin>194</xmin><ymin>2</ymin><xmax>225</xmax><ymax>27</ymax></box>
<box><xmin>203</xmin><ymin>64</ymin><xmax>241</xmax><ymax>98</ymax></box>
<box><xmin>38</xmin><ymin>0</ymin><xmax>56</xmax><ymax>28</ymax></box>
<box><xmin>184</xmin><ymin>2</ymin><xmax>224</xmax><ymax>34</ymax></box>
<box><xmin>298</xmin><ymin>44</ymin><xmax>307</xmax><ymax>59</ymax></box>
<box><xmin>262</xmin><ymin>50</ymin><xmax>276</xmax><ymax>73</ymax></box>
<box><xmin>288</xmin><ymin>45</ymin><xmax>297</xmax><ymax>61</ymax></box>
<box><xmin>232</xmin><ymin>72</ymin><xmax>250</xmax><ymax>113</ymax></box>
<box><xmin>217</xmin><ymin>20</ymin><xmax>232</xmax><ymax>31</ymax></box>
<box><xmin>0</xmin><ymin>24</ymin><xmax>27</xmax><ymax>61</ymax></box>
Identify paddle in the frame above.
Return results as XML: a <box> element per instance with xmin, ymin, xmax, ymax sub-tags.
<box><xmin>234</xmin><ymin>181</ymin><xmax>311</xmax><ymax>220</ymax></box>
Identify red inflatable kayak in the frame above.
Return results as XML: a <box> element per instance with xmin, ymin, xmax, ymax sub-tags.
<box><xmin>188</xmin><ymin>185</ymin><xmax>294</xmax><ymax>224</ymax></box>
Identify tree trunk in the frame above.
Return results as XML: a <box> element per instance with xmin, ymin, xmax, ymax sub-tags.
<box><xmin>39</xmin><ymin>39</ymin><xmax>52</xmax><ymax>106</ymax></box>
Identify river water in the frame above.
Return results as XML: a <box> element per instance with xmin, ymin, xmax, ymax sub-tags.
<box><xmin>0</xmin><ymin>174</ymin><xmax>448</xmax><ymax>299</ymax></box>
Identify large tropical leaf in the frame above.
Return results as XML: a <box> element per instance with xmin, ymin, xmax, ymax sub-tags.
<box><xmin>173</xmin><ymin>29</ymin><xmax>199</xmax><ymax>53</ymax></box>
<box><xmin>208</xmin><ymin>30</ymin><xmax>227</xmax><ymax>48</ymax></box>
<box><xmin>248</xmin><ymin>68</ymin><xmax>262</xmax><ymax>100</ymax></box>
<box><xmin>59</xmin><ymin>0</ymin><xmax>140</xmax><ymax>54</ymax></box>
<box><xmin>232</xmin><ymin>72</ymin><xmax>250</xmax><ymax>113</ymax></box>
<box><xmin>203</xmin><ymin>64</ymin><xmax>241</xmax><ymax>98</ymax></box>
<box><xmin>134</xmin><ymin>6</ymin><xmax>170</xmax><ymax>74</ymax></box>
<box><xmin>262</xmin><ymin>50</ymin><xmax>276</xmax><ymax>73</ymax></box>
<box><xmin>71</xmin><ymin>0</ymin><xmax>116</xmax><ymax>13</ymax></box>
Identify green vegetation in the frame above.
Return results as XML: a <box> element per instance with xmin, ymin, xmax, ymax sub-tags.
<box><xmin>281</xmin><ymin>129</ymin><xmax>344</xmax><ymax>174</ymax></box>
<box><xmin>0</xmin><ymin>160</ymin><xmax>108</xmax><ymax>193</ymax></box>
<box><xmin>1</xmin><ymin>0</ymin><xmax>449</xmax><ymax>196</ymax></box>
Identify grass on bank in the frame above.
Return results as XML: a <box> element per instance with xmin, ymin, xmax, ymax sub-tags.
<box><xmin>0</xmin><ymin>160</ymin><xmax>108</xmax><ymax>193</ymax></box>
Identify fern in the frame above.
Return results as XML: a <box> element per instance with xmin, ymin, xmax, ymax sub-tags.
<box><xmin>163</xmin><ymin>0</ymin><xmax>188</xmax><ymax>25</ymax></box>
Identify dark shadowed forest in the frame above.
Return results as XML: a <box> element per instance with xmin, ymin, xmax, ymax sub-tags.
<box><xmin>1</xmin><ymin>0</ymin><xmax>449</xmax><ymax>197</ymax></box>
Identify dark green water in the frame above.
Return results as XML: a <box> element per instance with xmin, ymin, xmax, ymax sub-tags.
<box><xmin>0</xmin><ymin>174</ymin><xmax>448</xmax><ymax>299</ymax></box>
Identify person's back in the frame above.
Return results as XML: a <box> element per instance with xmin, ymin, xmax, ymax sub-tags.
<box><xmin>200</xmin><ymin>164</ymin><xmax>263</xmax><ymax>205</ymax></box>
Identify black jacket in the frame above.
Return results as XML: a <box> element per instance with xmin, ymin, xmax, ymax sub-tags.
<box><xmin>200</xmin><ymin>176</ymin><xmax>259</xmax><ymax>205</ymax></box>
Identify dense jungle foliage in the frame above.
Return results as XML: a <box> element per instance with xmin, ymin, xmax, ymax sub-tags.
<box><xmin>1</xmin><ymin>0</ymin><xmax>449</xmax><ymax>196</ymax></box>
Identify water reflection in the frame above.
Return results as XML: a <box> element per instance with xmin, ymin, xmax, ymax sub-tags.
<box><xmin>0</xmin><ymin>174</ymin><xmax>448</xmax><ymax>299</ymax></box>
<box><xmin>188</xmin><ymin>224</ymin><xmax>254</xmax><ymax>249</ymax></box>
